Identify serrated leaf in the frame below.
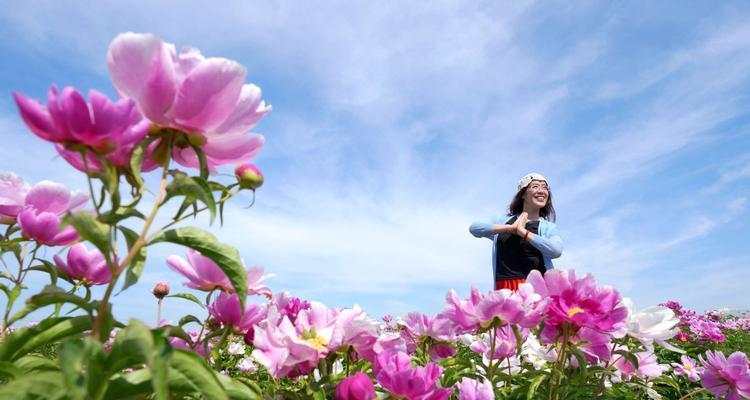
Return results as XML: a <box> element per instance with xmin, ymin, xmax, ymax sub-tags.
<box><xmin>168</xmin><ymin>293</ymin><xmax>206</xmax><ymax>309</ymax></box>
<box><xmin>118</xmin><ymin>226</ymin><xmax>147</xmax><ymax>292</ymax></box>
<box><xmin>149</xmin><ymin>227</ymin><xmax>246</xmax><ymax>308</ymax></box>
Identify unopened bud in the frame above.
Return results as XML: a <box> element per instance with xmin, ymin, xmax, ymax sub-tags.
<box><xmin>152</xmin><ymin>281</ymin><xmax>170</xmax><ymax>299</ymax></box>
<box><xmin>235</xmin><ymin>163</ymin><xmax>264</xmax><ymax>190</ymax></box>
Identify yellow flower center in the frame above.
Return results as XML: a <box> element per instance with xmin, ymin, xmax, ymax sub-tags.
<box><xmin>684</xmin><ymin>364</ymin><xmax>693</xmax><ymax>371</ymax></box>
<box><xmin>567</xmin><ymin>307</ymin><xmax>584</xmax><ymax>317</ymax></box>
<box><xmin>304</xmin><ymin>335</ymin><xmax>328</xmax><ymax>351</ymax></box>
<box><xmin>680</xmin><ymin>337</ymin><xmax>688</xmax><ymax>342</ymax></box>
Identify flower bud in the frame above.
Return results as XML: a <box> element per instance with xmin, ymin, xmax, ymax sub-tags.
<box><xmin>152</xmin><ymin>281</ymin><xmax>170</xmax><ymax>299</ymax></box>
<box><xmin>235</xmin><ymin>163</ymin><xmax>264</xmax><ymax>190</ymax></box>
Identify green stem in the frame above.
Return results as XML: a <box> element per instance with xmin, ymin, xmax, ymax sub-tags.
<box><xmin>214</xmin><ymin>327</ymin><xmax>232</xmax><ymax>371</ymax></box>
<box><xmin>678</xmin><ymin>387</ymin><xmax>708</xmax><ymax>400</ymax></box>
<box><xmin>93</xmin><ymin>156</ymin><xmax>171</xmax><ymax>341</ymax></box>
<box><xmin>487</xmin><ymin>327</ymin><xmax>498</xmax><ymax>382</ymax></box>
<box><xmin>146</xmin><ymin>188</ymin><xmax>240</xmax><ymax>242</ymax></box>
<box><xmin>81</xmin><ymin>151</ymin><xmax>101</xmax><ymax>217</ymax></box>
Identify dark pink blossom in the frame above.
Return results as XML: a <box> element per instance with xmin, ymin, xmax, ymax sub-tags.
<box><xmin>53</xmin><ymin>243</ymin><xmax>111</xmax><ymax>285</ymax></box>
<box><xmin>208</xmin><ymin>293</ymin><xmax>267</xmax><ymax>334</ymax></box>
<box><xmin>167</xmin><ymin>249</ymin><xmax>273</xmax><ymax>295</ymax></box>
<box><xmin>17</xmin><ymin>180</ymin><xmax>87</xmax><ymax>246</ymax></box>
<box><xmin>374</xmin><ymin>351</ymin><xmax>452</xmax><ymax>400</ymax></box>
<box><xmin>335</xmin><ymin>372</ymin><xmax>375</xmax><ymax>400</ymax></box>
<box><xmin>699</xmin><ymin>350</ymin><xmax>750</xmax><ymax>400</ymax></box>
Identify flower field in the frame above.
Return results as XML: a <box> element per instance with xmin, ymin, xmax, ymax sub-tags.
<box><xmin>1</xmin><ymin>32</ymin><xmax>749</xmax><ymax>399</ymax></box>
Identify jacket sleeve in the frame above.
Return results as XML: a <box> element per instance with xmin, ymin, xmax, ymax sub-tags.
<box><xmin>529</xmin><ymin>222</ymin><xmax>563</xmax><ymax>259</ymax></box>
<box><xmin>469</xmin><ymin>216</ymin><xmax>502</xmax><ymax>239</ymax></box>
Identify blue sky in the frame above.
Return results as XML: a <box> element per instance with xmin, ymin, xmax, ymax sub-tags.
<box><xmin>1</xmin><ymin>1</ymin><xmax>749</xmax><ymax>325</ymax></box>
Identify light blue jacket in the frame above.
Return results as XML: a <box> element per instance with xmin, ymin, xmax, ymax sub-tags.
<box><xmin>469</xmin><ymin>215</ymin><xmax>563</xmax><ymax>281</ymax></box>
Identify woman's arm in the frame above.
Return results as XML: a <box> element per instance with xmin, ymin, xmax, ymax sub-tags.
<box><xmin>469</xmin><ymin>216</ymin><xmax>515</xmax><ymax>239</ymax></box>
<box><xmin>522</xmin><ymin>224</ymin><xmax>563</xmax><ymax>258</ymax></box>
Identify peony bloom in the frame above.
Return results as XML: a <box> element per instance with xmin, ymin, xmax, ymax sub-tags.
<box><xmin>167</xmin><ymin>249</ymin><xmax>273</xmax><ymax>295</ymax></box>
<box><xmin>613</xmin><ymin>351</ymin><xmax>669</xmax><ymax>381</ymax></box>
<box><xmin>456</xmin><ymin>377</ymin><xmax>494</xmax><ymax>400</ymax></box>
<box><xmin>235</xmin><ymin>163</ymin><xmax>263</xmax><ymax>190</ymax></box>
<box><xmin>13</xmin><ymin>85</ymin><xmax>158</xmax><ymax>173</ymax></box>
<box><xmin>17</xmin><ymin>181</ymin><xmax>88</xmax><ymax>246</ymax></box>
<box><xmin>622</xmin><ymin>298</ymin><xmax>682</xmax><ymax>352</ymax></box>
<box><xmin>335</xmin><ymin>305</ymin><xmax>381</xmax><ymax>362</ymax></box>
<box><xmin>672</xmin><ymin>355</ymin><xmax>704</xmax><ymax>382</ymax></box>
<box><xmin>208</xmin><ymin>293</ymin><xmax>267</xmax><ymax>334</ymax></box>
<box><xmin>335</xmin><ymin>372</ymin><xmax>376</xmax><ymax>400</ymax></box>
<box><xmin>53</xmin><ymin>243</ymin><xmax>111</xmax><ymax>285</ymax></box>
<box><xmin>526</xmin><ymin>269</ymin><xmax>628</xmax><ymax>339</ymax></box>
<box><xmin>468</xmin><ymin>325</ymin><xmax>521</xmax><ymax>361</ymax></box>
<box><xmin>374</xmin><ymin>351</ymin><xmax>452</xmax><ymax>400</ymax></box>
<box><xmin>699</xmin><ymin>350</ymin><xmax>750</xmax><ymax>400</ymax></box>
<box><xmin>107</xmin><ymin>32</ymin><xmax>271</xmax><ymax>171</ymax></box>
<box><xmin>0</xmin><ymin>173</ymin><xmax>31</xmax><ymax>224</ymax></box>
<box><xmin>272</xmin><ymin>292</ymin><xmax>311</xmax><ymax>324</ymax></box>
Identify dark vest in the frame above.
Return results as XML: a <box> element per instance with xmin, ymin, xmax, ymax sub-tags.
<box><xmin>495</xmin><ymin>216</ymin><xmax>546</xmax><ymax>280</ymax></box>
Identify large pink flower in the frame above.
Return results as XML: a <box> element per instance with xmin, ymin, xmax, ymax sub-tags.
<box><xmin>456</xmin><ymin>377</ymin><xmax>494</xmax><ymax>400</ymax></box>
<box><xmin>373</xmin><ymin>351</ymin><xmax>452</xmax><ymax>400</ymax></box>
<box><xmin>0</xmin><ymin>173</ymin><xmax>30</xmax><ymax>224</ymax></box>
<box><xmin>107</xmin><ymin>33</ymin><xmax>271</xmax><ymax>171</ymax></box>
<box><xmin>53</xmin><ymin>243</ymin><xmax>111</xmax><ymax>285</ymax></box>
<box><xmin>17</xmin><ymin>180</ymin><xmax>88</xmax><ymax>246</ymax></box>
<box><xmin>699</xmin><ymin>350</ymin><xmax>750</xmax><ymax>400</ymax></box>
<box><xmin>335</xmin><ymin>372</ymin><xmax>376</xmax><ymax>400</ymax></box>
<box><xmin>672</xmin><ymin>355</ymin><xmax>704</xmax><ymax>382</ymax></box>
<box><xmin>167</xmin><ymin>249</ymin><xmax>274</xmax><ymax>295</ymax></box>
<box><xmin>208</xmin><ymin>293</ymin><xmax>267</xmax><ymax>334</ymax></box>
<box><xmin>526</xmin><ymin>269</ymin><xmax>628</xmax><ymax>338</ymax></box>
<box><xmin>13</xmin><ymin>86</ymin><xmax>158</xmax><ymax>173</ymax></box>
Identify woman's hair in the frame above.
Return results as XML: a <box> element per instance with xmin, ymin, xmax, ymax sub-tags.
<box><xmin>507</xmin><ymin>186</ymin><xmax>556</xmax><ymax>222</ymax></box>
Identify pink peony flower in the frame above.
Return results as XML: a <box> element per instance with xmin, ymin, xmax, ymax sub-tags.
<box><xmin>373</xmin><ymin>351</ymin><xmax>452</xmax><ymax>400</ymax></box>
<box><xmin>107</xmin><ymin>32</ymin><xmax>271</xmax><ymax>171</ymax></box>
<box><xmin>53</xmin><ymin>243</ymin><xmax>111</xmax><ymax>285</ymax></box>
<box><xmin>208</xmin><ymin>293</ymin><xmax>267</xmax><ymax>334</ymax></box>
<box><xmin>699</xmin><ymin>350</ymin><xmax>750</xmax><ymax>400</ymax></box>
<box><xmin>613</xmin><ymin>351</ymin><xmax>669</xmax><ymax>381</ymax></box>
<box><xmin>167</xmin><ymin>249</ymin><xmax>273</xmax><ymax>295</ymax></box>
<box><xmin>272</xmin><ymin>292</ymin><xmax>311</xmax><ymax>324</ymax></box>
<box><xmin>17</xmin><ymin>180</ymin><xmax>88</xmax><ymax>246</ymax></box>
<box><xmin>401</xmin><ymin>312</ymin><xmax>455</xmax><ymax>346</ymax></box>
<box><xmin>526</xmin><ymin>269</ymin><xmax>628</xmax><ymax>339</ymax></box>
<box><xmin>335</xmin><ymin>372</ymin><xmax>376</xmax><ymax>400</ymax></box>
<box><xmin>0</xmin><ymin>173</ymin><xmax>31</xmax><ymax>224</ymax></box>
<box><xmin>672</xmin><ymin>355</ymin><xmax>704</xmax><ymax>382</ymax></box>
<box><xmin>456</xmin><ymin>377</ymin><xmax>494</xmax><ymax>400</ymax></box>
<box><xmin>13</xmin><ymin>86</ymin><xmax>158</xmax><ymax>173</ymax></box>
<box><xmin>468</xmin><ymin>325</ymin><xmax>521</xmax><ymax>361</ymax></box>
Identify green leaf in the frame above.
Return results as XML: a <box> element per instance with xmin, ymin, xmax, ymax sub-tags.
<box><xmin>129</xmin><ymin>137</ymin><xmax>154</xmax><ymax>194</ymax></box>
<box><xmin>164</xmin><ymin>173</ymin><xmax>217</xmax><ymax>224</ymax></box>
<box><xmin>103</xmin><ymin>368</ymin><xmax>194</xmax><ymax>399</ymax></box>
<box><xmin>0</xmin><ymin>371</ymin><xmax>68</xmax><ymax>399</ymax></box>
<box><xmin>28</xmin><ymin>259</ymin><xmax>63</xmax><ymax>285</ymax></box>
<box><xmin>170</xmin><ymin>350</ymin><xmax>228</xmax><ymax>400</ymax></box>
<box><xmin>613</xmin><ymin>349</ymin><xmax>639</xmax><ymax>370</ymax></box>
<box><xmin>0</xmin><ymin>282</ymin><xmax>22</xmax><ymax>316</ymax></box>
<box><xmin>99</xmin><ymin>207</ymin><xmax>145</xmax><ymax>224</ymax></box>
<box><xmin>217</xmin><ymin>373</ymin><xmax>262</xmax><ymax>400</ymax></box>
<box><xmin>0</xmin><ymin>270</ymin><xmax>13</xmax><ymax>281</ymax></box>
<box><xmin>65</xmin><ymin>211</ymin><xmax>111</xmax><ymax>255</ymax></box>
<box><xmin>0</xmin><ymin>360</ymin><xmax>21</xmax><ymax>380</ymax></box>
<box><xmin>190</xmin><ymin>143</ymin><xmax>210</xmax><ymax>180</ymax></box>
<box><xmin>9</xmin><ymin>285</ymin><xmax>93</xmax><ymax>325</ymax></box>
<box><xmin>179</xmin><ymin>314</ymin><xmax>204</xmax><ymax>328</ymax></box>
<box><xmin>0</xmin><ymin>316</ymin><xmax>92</xmax><ymax>362</ymax></box>
<box><xmin>59</xmin><ymin>340</ymin><xmax>87</xmax><ymax>399</ymax></box>
<box><xmin>13</xmin><ymin>355</ymin><xmax>59</xmax><ymax>374</ymax></box>
<box><xmin>149</xmin><ymin>227</ymin><xmax>247</xmax><ymax>308</ymax></box>
<box><xmin>118</xmin><ymin>226</ymin><xmax>147</xmax><ymax>292</ymax></box>
<box><xmin>168</xmin><ymin>293</ymin><xmax>206</xmax><ymax>309</ymax></box>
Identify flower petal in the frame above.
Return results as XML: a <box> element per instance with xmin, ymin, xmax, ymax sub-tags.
<box><xmin>203</xmin><ymin>133</ymin><xmax>264</xmax><ymax>164</ymax></box>
<box><xmin>12</xmin><ymin>92</ymin><xmax>56</xmax><ymax>141</ymax></box>
<box><xmin>214</xmin><ymin>84</ymin><xmax>271</xmax><ymax>134</ymax></box>
<box><xmin>24</xmin><ymin>181</ymin><xmax>71</xmax><ymax>214</ymax></box>
<box><xmin>60</xmin><ymin>87</ymin><xmax>92</xmax><ymax>140</ymax></box>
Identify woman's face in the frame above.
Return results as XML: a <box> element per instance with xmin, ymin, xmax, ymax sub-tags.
<box><xmin>523</xmin><ymin>180</ymin><xmax>549</xmax><ymax>209</ymax></box>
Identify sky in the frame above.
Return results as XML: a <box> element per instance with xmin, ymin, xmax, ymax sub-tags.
<box><xmin>1</xmin><ymin>1</ymin><xmax>749</xmax><ymax>326</ymax></box>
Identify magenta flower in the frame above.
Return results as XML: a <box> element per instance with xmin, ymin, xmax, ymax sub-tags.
<box><xmin>272</xmin><ymin>292</ymin><xmax>312</xmax><ymax>324</ymax></box>
<box><xmin>208</xmin><ymin>293</ymin><xmax>267</xmax><ymax>334</ymax></box>
<box><xmin>335</xmin><ymin>372</ymin><xmax>376</xmax><ymax>400</ymax></box>
<box><xmin>526</xmin><ymin>269</ymin><xmax>628</xmax><ymax>338</ymax></box>
<box><xmin>443</xmin><ymin>288</ymin><xmax>484</xmax><ymax>333</ymax></box>
<box><xmin>107</xmin><ymin>32</ymin><xmax>271</xmax><ymax>171</ymax></box>
<box><xmin>13</xmin><ymin>85</ymin><xmax>158</xmax><ymax>173</ymax></box>
<box><xmin>672</xmin><ymin>355</ymin><xmax>704</xmax><ymax>382</ymax></box>
<box><xmin>401</xmin><ymin>312</ymin><xmax>455</xmax><ymax>347</ymax></box>
<box><xmin>0</xmin><ymin>173</ymin><xmax>30</xmax><ymax>224</ymax></box>
<box><xmin>167</xmin><ymin>249</ymin><xmax>273</xmax><ymax>295</ymax></box>
<box><xmin>699</xmin><ymin>350</ymin><xmax>750</xmax><ymax>400</ymax></box>
<box><xmin>456</xmin><ymin>377</ymin><xmax>494</xmax><ymax>400</ymax></box>
<box><xmin>53</xmin><ymin>243</ymin><xmax>111</xmax><ymax>285</ymax></box>
<box><xmin>374</xmin><ymin>351</ymin><xmax>452</xmax><ymax>400</ymax></box>
<box><xmin>17</xmin><ymin>180</ymin><xmax>87</xmax><ymax>246</ymax></box>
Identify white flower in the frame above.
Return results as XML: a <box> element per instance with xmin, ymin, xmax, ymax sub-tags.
<box><xmin>623</xmin><ymin>298</ymin><xmax>683</xmax><ymax>353</ymax></box>
<box><xmin>237</xmin><ymin>357</ymin><xmax>257</xmax><ymax>373</ymax></box>
<box><xmin>227</xmin><ymin>341</ymin><xmax>246</xmax><ymax>355</ymax></box>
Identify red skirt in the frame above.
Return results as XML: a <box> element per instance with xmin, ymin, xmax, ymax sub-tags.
<box><xmin>495</xmin><ymin>278</ymin><xmax>526</xmax><ymax>291</ymax></box>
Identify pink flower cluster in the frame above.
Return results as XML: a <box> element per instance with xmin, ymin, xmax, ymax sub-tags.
<box><xmin>661</xmin><ymin>300</ymin><xmax>731</xmax><ymax>344</ymax></box>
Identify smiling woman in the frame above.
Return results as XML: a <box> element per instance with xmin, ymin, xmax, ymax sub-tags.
<box><xmin>469</xmin><ymin>172</ymin><xmax>564</xmax><ymax>291</ymax></box>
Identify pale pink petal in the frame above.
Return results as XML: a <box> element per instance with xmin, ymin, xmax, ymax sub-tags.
<box><xmin>55</xmin><ymin>144</ymin><xmax>102</xmax><ymax>173</ymax></box>
<box><xmin>203</xmin><ymin>132</ymin><xmax>264</xmax><ymax>164</ymax></box>
<box><xmin>48</xmin><ymin>226</ymin><xmax>79</xmax><ymax>246</ymax></box>
<box><xmin>214</xmin><ymin>84</ymin><xmax>271</xmax><ymax>134</ymax></box>
<box><xmin>172</xmin><ymin>58</ymin><xmax>245</xmax><ymax>131</ymax></box>
<box><xmin>18</xmin><ymin>209</ymin><xmax>60</xmax><ymax>244</ymax></box>
<box><xmin>24</xmin><ymin>181</ymin><xmax>71</xmax><ymax>214</ymax></box>
<box><xmin>107</xmin><ymin>32</ymin><xmax>176</xmax><ymax>125</ymax></box>
<box><xmin>174</xmin><ymin>46</ymin><xmax>205</xmax><ymax>82</ymax></box>
<box><xmin>166</xmin><ymin>255</ymin><xmax>201</xmax><ymax>283</ymax></box>
<box><xmin>0</xmin><ymin>173</ymin><xmax>30</xmax><ymax>218</ymax></box>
